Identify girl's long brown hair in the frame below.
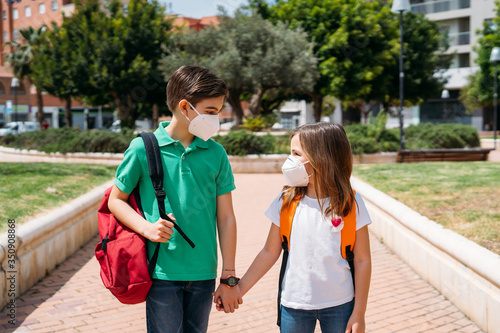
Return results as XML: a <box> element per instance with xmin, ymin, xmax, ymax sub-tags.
<box><xmin>280</xmin><ymin>122</ymin><xmax>356</xmax><ymax>218</ymax></box>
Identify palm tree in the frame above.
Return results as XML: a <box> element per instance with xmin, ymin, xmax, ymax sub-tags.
<box><xmin>5</xmin><ymin>26</ymin><xmax>46</xmax><ymax>127</ymax></box>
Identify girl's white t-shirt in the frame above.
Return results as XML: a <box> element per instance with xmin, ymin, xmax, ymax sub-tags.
<box><xmin>265</xmin><ymin>192</ymin><xmax>372</xmax><ymax>310</ymax></box>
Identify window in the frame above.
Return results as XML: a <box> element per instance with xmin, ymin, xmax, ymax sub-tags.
<box><xmin>13</xmin><ymin>30</ymin><xmax>19</xmax><ymax>41</ymax></box>
<box><xmin>2</xmin><ymin>10</ymin><xmax>6</xmax><ymax>20</ymax></box>
<box><xmin>3</xmin><ymin>31</ymin><xmax>7</xmax><ymax>42</ymax></box>
<box><xmin>52</xmin><ymin>1</ymin><xmax>58</xmax><ymax>11</ymax></box>
<box><xmin>458</xmin><ymin>53</ymin><xmax>470</xmax><ymax>68</ymax></box>
<box><xmin>13</xmin><ymin>8</ymin><xmax>18</xmax><ymax>19</ymax></box>
<box><xmin>25</xmin><ymin>6</ymin><xmax>31</xmax><ymax>17</ymax></box>
<box><xmin>39</xmin><ymin>3</ymin><xmax>46</xmax><ymax>14</ymax></box>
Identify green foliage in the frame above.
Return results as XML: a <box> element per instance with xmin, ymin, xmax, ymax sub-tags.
<box><xmin>240</xmin><ymin>114</ymin><xmax>279</xmax><ymax>132</ymax></box>
<box><xmin>159</xmin><ymin>11</ymin><xmax>317</xmax><ymax>126</ymax></box>
<box><xmin>384</xmin><ymin>10</ymin><xmax>451</xmax><ymax>106</ymax></box>
<box><xmin>0</xmin><ymin>128</ymin><xmax>136</xmax><ymax>154</ymax></box>
<box><xmin>249</xmin><ymin>0</ymin><xmax>450</xmax><ymax>120</ymax></box>
<box><xmin>345</xmin><ymin>110</ymin><xmax>400</xmax><ymax>154</ymax></box>
<box><xmin>212</xmin><ymin>130</ymin><xmax>274</xmax><ymax>156</ymax></box>
<box><xmin>404</xmin><ymin>123</ymin><xmax>480</xmax><ymax>149</ymax></box>
<box><xmin>32</xmin><ymin>0</ymin><xmax>173</xmax><ymax>128</ymax></box>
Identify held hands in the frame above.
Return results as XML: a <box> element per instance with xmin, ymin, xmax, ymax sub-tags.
<box><xmin>213</xmin><ymin>284</ymin><xmax>243</xmax><ymax>313</ymax></box>
<box><xmin>144</xmin><ymin>214</ymin><xmax>175</xmax><ymax>242</ymax></box>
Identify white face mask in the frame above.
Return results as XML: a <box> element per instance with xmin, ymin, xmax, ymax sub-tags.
<box><xmin>182</xmin><ymin>101</ymin><xmax>220</xmax><ymax>141</ymax></box>
<box><xmin>281</xmin><ymin>155</ymin><xmax>312</xmax><ymax>187</ymax></box>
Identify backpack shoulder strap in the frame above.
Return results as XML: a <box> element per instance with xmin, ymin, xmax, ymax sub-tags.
<box><xmin>279</xmin><ymin>195</ymin><xmax>301</xmax><ymax>251</ymax></box>
<box><xmin>340</xmin><ymin>190</ymin><xmax>357</xmax><ymax>260</ymax></box>
<box><xmin>341</xmin><ymin>190</ymin><xmax>357</xmax><ymax>289</ymax></box>
<box><xmin>137</xmin><ymin>132</ymin><xmax>195</xmax><ymax>248</ymax></box>
<box><xmin>276</xmin><ymin>194</ymin><xmax>300</xmax><ymax>326</ymax></box>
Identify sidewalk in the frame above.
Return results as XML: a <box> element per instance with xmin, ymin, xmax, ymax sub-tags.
<box><xmin>1</xmin><ymin>174</ymin><xmax>483</xmax><ymax>332</ymax></box>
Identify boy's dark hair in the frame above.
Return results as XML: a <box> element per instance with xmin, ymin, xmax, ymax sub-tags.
<box><xmin>166</xmin><ymin>65</ymin><xmax>229</xmax><ymax>112</ymax></box>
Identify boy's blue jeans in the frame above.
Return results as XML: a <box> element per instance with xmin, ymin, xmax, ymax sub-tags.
<box><xmin>280</xmin><ymin>299</ymin><xmax>355</xmax><ymax>333</ymax></box>
<box><xmin>146</xmin><ymin>279</ymin><xmax>215</xmax><ymax>333</ymax></box>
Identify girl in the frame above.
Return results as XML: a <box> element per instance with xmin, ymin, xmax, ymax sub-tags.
<box><xmin>237</xmin><ymin>122</ymin><xmax>372</xmax><ymax>332</ymax></box>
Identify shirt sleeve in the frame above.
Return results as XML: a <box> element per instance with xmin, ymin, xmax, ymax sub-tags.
<box><xmin>216</xmin><ymin>148</ymin><xmax>236</xmax><ymax>196</ymax></box>
<box><xmin>114</xmin><ymin>138</ymin><xmax>144</xmax><ymax>194</ymax></box>
<box><xmin>354</xmin><ymin>193</ymin><xmax>372</xmax><ymax>230</ymax></box>
<box><xmin>265</xmin><ymin>193</ymin><xmax>284</xmax><ymax>227</ymax></box>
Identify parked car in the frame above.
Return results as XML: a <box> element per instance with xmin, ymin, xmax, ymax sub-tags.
<box><xmin>0</xmin><ymin>121</ymin><xmax>39</xmax><ymax>137</ymax></box>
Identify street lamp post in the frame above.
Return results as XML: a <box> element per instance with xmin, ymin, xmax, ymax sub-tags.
<box><xmin>441</xmin><ymin>89</ymin><xmax>450</xmax><ymax>121</ymax></box>
<box><xmin>490</xmin><ymin>47</ymin><xmax>500</xmax><ymax>150</ymax></box>
<box><xmin>392</xmin><ymin>0</ymin><xmax>411</xmax><ymax>150</ymax></box>
<box><xmin>10</xmin><ymin>77</ymin><xmax>19</xmax><ymax>123</ymax></box>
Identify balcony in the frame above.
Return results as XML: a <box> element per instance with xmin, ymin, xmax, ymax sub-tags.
<box><xmin>447</xmin><ymin>31</ymin><xmax>470</xmax><ymax>46</ymax></box>
<box><xmin>411</xmin><ymin>0</ymin><xmax>470</xmax><ymax>15</ymax></box>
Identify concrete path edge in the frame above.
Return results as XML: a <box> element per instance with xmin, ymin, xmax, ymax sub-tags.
<box><xmin>351</xmin><ymin>176</ymin><xmax>500</xmax><ymax>333</ymax></box>
<box><xmin>0</xmin><ymin>180</ymin><xmax>113</xmax><ymax>312</ymax></box>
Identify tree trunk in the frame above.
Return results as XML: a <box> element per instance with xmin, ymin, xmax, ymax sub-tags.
<box><xmin>152</xmin><ymin>103</ymin><xmax>159</xmax><ymax>129</ymax></box>
<box><xmin>64</xmin><ymin>97</ymin><xmax>72</xmax><ymax>128</ymax></box>
<box><xmin>228</xmin><ymin>89</ymin><xmax>244</xmax><ymax>128</ymax></box>
<box><xmin>312</xmin><ymin>94</ymin><xmax>323</xmax><ymax>123</ymax></box>
<box><xmin>249</xmin><ymin>88</ymin><xmax>265</xmax><ymax>116</ymax></box>
<box><xmin>36</xmin><ymin>87</ymin><xmax>44</xmax><ymax>127</ymax></box>
<box><xmin>111</xmin><ymin>92</ymin><xmax>133</xmax><ymax>128</ymax></box>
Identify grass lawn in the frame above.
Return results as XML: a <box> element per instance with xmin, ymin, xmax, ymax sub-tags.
<box><xmin>353</xmin><ymin>162</ymin><xmax>500</xmax><ymax>255</ymax></box>
<box><xmin>0</xmin><ymin>162</ymin><xmax>117</xmax><ymax>233</ymax></box>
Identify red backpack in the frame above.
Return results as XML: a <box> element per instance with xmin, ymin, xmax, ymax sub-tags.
<box><xmin>95</xmin><ymin>132</ymin><xmax>194</xmax><ymax>304</ymax></box>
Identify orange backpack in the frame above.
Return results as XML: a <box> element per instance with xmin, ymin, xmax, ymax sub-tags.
<box><xmin>276</xmin><ymin>192</ymin><xmax>357</xmax><ymax>326</ymax></box>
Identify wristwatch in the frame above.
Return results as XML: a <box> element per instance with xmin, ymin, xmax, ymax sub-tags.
<box><xmin>220</xmin><ymin>275</ymin><xmax>240</xmax><ymax>288</ymax></box>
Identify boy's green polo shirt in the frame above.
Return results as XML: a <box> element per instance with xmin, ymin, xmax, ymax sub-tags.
<box><xmin>114</xmin><ymin>121</ymin><xmax>235</xmax><ymax>281</ymax></box>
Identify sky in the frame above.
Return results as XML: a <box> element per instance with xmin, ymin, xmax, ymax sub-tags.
<box><xmin>160</xmin><ymin>0</ymin><xmax>250</xmax><ymax>18</ymax></box>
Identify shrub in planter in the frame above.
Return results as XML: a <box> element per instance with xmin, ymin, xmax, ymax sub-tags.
<box><xmin>405</xmin><ymin>123</ymin><xmax>479</xmax><ymax>149</ymax></box>
<box><xmin>213</xmin><ymin>130</ymin><xmax>273</xmax><ymax>156</ymax></box>
<box><xmin>0</xmin><ymin>127</ymin><xmax>136</xmax><ymax>153</ymax></box>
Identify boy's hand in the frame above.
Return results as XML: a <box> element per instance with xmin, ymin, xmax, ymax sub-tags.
<box><xmin>144</xmin><ymin>214</ymin><xmax>175</xmax><ymax>242</ymax></box>
<box><xmin>212</xmin><ymin>284</ymin><xmax>243</xmax><ymax>313</ymax></box>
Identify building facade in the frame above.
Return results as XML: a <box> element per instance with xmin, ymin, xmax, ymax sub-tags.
<box><xmin>411</xmin><ymin>0</ymin><xmax>496</xmax><ymax>130</ymax></box>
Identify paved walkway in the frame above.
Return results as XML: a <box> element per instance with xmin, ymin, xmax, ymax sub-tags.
<box><xmin>1</xmin><ymin>174</ymin><xmax>483</xmax><ymax>332</ymax></box>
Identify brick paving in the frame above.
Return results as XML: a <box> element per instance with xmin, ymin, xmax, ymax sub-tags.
<box><xmin>1</xmin><ymin>174</ymin><xmax>484</xmax><ymax>332</ymax></box>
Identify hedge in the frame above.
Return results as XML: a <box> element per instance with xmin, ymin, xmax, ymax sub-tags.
<box><xmin>0</xmin><ymin>122</ymin><xmax>481</xmax><ymax>156</ymax></box>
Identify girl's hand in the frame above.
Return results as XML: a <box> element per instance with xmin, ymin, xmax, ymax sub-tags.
<box><xmin>144</xmin><ymin>214</ymin><xmax>175</xmax><ymax>242</ymax></box>
<box><xmin>345</xmin><ymin>314</ymin><xmax>365</xmax><ymax>333</ymax></box>
<box><xmin>212</xmin><ymin>285</ymin><xmax>243</xmax><ymax>313</ymax></box>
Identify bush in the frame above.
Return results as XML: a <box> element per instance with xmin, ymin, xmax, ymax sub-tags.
<box><xmin>213</xmin><ymin>130</ymin><xmax>274</xmax><ymax>156</ymax></box>
<box><xmin>0</xmin><ymin>127</ymin><xmax>136</xmax><ymax>153</ymax></box>
<box><xmin>345</xmin><ymin>111</ymin><xmax>400</xmax><ymax>154</ymax></box>
<box><xmin>239</xmin><ymin>114</ymin><xmax>279</xmax><ymax>132</ymax></box>
<box><xmin>405</xmin><ymin>123</ymin><xmax>480</xmax><ymax>149</ymax></box>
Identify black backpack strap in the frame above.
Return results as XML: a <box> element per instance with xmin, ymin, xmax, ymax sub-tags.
<box><xmin>345</xmin><ymin>245</ymin><xmax>355</xmax><ymax>290</ymax></box>
<box><xmin>138</xmin><ymin>133</ymin><xmax>196</xmax><ymax>275</ymax></box>
<box><xmin>276</xmin><ymin>236</ymin><xmax>289</xmax><ymax>327</ymax></box>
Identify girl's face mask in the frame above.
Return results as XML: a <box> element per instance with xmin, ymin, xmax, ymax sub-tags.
<box><xmin>281</xmin><ymin>155</ymin><xmax>312</xmax><ymax>187</ymax></box>
<box><xmin>182</xmin><ymin>101</ymin><xmax>220</xmax><ymax>141</ymax></box>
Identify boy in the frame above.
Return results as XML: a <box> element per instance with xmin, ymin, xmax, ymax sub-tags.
<box><xmin>108</xmin><ymin>66</ymin><xmax>242</xmax><ymax>332</ymax></box>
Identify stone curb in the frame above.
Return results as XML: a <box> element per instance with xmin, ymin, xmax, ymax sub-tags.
<box><xmin>352</xmin><ymin>176</ymin><xmax>500</xmax><ymax>332</ymax></box>
<box><xmin>0</xmin><ymin>180</ymin><xmax>113</xmax><ymax>311</ymax></box>
<box><xmin>0</xmin><ymin>146</ymin><xmax>397</xmax><ymax>169</ymax></box>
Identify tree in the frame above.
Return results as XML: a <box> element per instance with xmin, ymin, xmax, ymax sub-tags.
<box><xmin>383</xmin><ymin>10</ymin><xmax>451</xmax><ymax>108</ymax></box>
<box><xmin>249</xmin><ymin>0</ymin><xmax>398</xmax><ymax>122</ymax></box>
<box><xmin>31</xmin><ymin>23</ymin><xmax>80</xmax><ymax>127</ymax></box>
<box><xmin>459</xmin><ymin>0</ymin><xmax>500</xmax><ymax>129</ymax></box>
<box><xmin>57</xmin><ymin>0</ymin><xmax>172</xmax><ymax>128</ymax></box>
<box><xmin>159</xmin><ymin>11</ymin><xmax>317</xmax><ymax>127</ymax></box>
<box><xmin>250</xmin><ymin>0</ymin><xmax>451</xmax><ymax>123</ymax></box>
<box><xmin>5</xmin><ymin>26</ymin><xmax>46</xmax><ymax>126</ymax></box>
